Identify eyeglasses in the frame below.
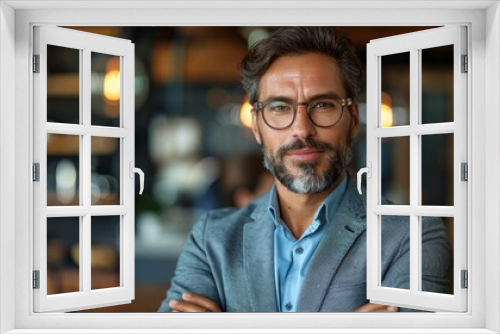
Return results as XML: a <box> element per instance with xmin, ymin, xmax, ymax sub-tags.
<box><xmin>253</xmin><ymin>97</ymin><xmax>353</xmax><ymax>130</ymax></box>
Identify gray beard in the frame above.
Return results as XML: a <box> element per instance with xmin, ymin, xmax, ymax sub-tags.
<box><xmin>262</xmin><ymin>137</ymin><xmax>353</xmax><ymax>194</ymax></box>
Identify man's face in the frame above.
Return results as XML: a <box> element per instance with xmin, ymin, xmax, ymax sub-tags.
<box><xmin>251</xmin><ymin>53</ymin><xmax>359</xmax><ymax>194</ymax></box>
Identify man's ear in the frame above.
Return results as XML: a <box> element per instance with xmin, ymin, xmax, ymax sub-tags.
<box><xmin>251</xmin><ymin>110</ymin><xmax>262</xmax><ymax>145</ymax></box>
<box><xmin>349</xmin><ymin>102</ymin><xmax>360</xmax><ymax>139</ymax></box>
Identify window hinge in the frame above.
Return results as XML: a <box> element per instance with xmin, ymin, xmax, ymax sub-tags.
<box><xmin>461</xmin><ymin>270</ymin><xmax>468</xmax><ymax>289</ymax></box>
<box><xmin>33</xmin><ymin>270</ymin><xmax>40</xmax><ymax>289</ymax></box>
<box><xmin>33</xmin><ymin>54</ymin><xmax>40</xmax><ymax>73</ymax></box>
<box><xmin>461</xmin><ymin>54</ymin><xmax>468</xmax><ymax>73</ymax></box>
<box><xmin>33</xmin><ymin>163</ymin><xmax>40</xmax><ymax>182</ymax></box>
<box><xmin>461</xmin><ymin>162</ymin><xmax>468</xmax><ymax>181</ymax></box>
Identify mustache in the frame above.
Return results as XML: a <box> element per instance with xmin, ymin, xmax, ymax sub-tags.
<box><xmin>277</xmin><ymin>138</ymin><xmax>336</xmax><ymax>157</ymax></box>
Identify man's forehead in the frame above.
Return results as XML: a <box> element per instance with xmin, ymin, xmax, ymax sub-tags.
<box><xmin>265</xmin><ymin>53</ymin><xmax>340</xmax><ymax>76</ymax></box>
<box><xmin>259</xmin><ymin>53</ymin><xmax>346</xmax><ymax>98</ymax></box>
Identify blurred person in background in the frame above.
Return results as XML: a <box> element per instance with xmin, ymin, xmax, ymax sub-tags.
<box><xmin>158</xmin><ymin>26</ymin><xmax>451</xmax><ymax>312</ymax></box>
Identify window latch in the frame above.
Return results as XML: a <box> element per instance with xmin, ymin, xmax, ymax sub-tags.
<box><xmin>357</xmin><ymin>162</ymin><xmax>372</xmax><ymax>195</ymax></box>
<box><xmin>129</xmin><ymin>162</ymin><xmax>144</xmax><ymax>195</ymax></box>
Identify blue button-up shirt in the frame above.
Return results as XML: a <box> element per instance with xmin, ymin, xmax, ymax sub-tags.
<box><xmin>268</xmin><ymin>175</ymin><xmax>348</xmax><ymax>312</ymax></box>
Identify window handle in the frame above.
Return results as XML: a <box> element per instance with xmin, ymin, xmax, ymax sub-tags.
<box><xmin>357</xmin><ymin>162</ymin><xmax>371</xmax><ymax>195</ymax></box>
<box><xmin>129</xmin><ymin>162</ymin><xmax>144</xmax><ymax>195</ymax></box>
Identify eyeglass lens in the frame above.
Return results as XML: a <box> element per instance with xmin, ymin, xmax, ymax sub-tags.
<box><xmin>261</xmin><ymin>99</ymin><xmax>345</xmax><ymax>129</ymax></box>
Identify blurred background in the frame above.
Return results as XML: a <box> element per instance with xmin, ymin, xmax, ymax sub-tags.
<box><xmin>44</xmin><ymin>26</ymin><xmax>454</xmax><ymax>312</ymax></box>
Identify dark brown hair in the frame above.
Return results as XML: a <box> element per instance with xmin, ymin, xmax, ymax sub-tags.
<box><xmin>239</xmin><ymin>27</ymin><xmax>362</xmax><ymax>104</ymax></box>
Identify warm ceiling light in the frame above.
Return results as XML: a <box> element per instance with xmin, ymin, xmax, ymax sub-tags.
<box><xmin>380</xmin><ymin>91</ymin><xmax>394</xmax><ymax>128</ymax></box>
<box><xmin>239</xmin><ymin>101</ymin><xmax>253</xmax><ymax>128</ymax></box>
<box><xmin>103</xmin><ymin>70</ymin><xmax>120</xmax><ymax>102</ymax></box>
<box><xmin>381</xmin><ymin>103</ymin><xmax>394</xmax><ymax>128</ymax></box>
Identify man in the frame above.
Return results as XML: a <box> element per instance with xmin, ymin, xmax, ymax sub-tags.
<box><xmin>158</xmin><ymin>27</ymin><xmax>450</xmax><ymax>312</ymax></box>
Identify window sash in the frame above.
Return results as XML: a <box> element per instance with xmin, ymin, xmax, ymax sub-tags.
<box><xmin>366</xmin><ymin>26</ymin><xmax>468</xmax><ymax>312</ymax></box>
<box><xmin>32</xmin><ymin>25</ymin><xmax>136</xmax><ymax>313</ymax></box>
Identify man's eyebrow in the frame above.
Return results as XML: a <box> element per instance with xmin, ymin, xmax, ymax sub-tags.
<box><xmin>307</xmin><ymin>92</ymin><xmax>343</xmax><ymax>100</ymax></box>
<box><xmin>260</xmin><ymin>95</ymin><xmax>296</xmax><ymax>103</ymax></box>
<box><xmin>262</xmin><ymin>92</ymin><xmax>343</xmax><ymax>102</ymax></box>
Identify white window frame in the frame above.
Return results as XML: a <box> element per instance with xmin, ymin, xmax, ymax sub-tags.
<box><xmin>33</xmin><ymin>25</ymin><xmax>136</xmax><ymax>313</ymax></box>
<box><xmin>365</xmin><ymin>26</ymin><xmax>468</xmax><ymax>312</ymax></box>
<box><xmin>0</xmin><ymin>1</ymin><xmax>499</xmax><ymax>333</ymax></box>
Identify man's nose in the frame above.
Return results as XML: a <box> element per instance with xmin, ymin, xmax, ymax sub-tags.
<box><xmin>291</xmin><ymin>105</ymin><xmax>317</xmax><ymax>138</ymax></box>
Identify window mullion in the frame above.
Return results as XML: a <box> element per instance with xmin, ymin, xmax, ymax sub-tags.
<box><xmin>373</xmin><ymin>123</ymin><xmax>455</xmax><ymax>138</ymax></box>
<box><xmin>45</xmin><ymin>205</ymin><xmax>129</xmax><ymax>217</ymax></box>
<box><xmin>89</xmin><ymin>126</ymin><xmax>129</xmax><ymax>138</ymax></box>
<box><xmin>90</xmin><ymin>205</ymin><xmax>129</xmax><ymax>216</ymax></box>
<box><xmin>78</xmin><ymin>48</ymin><xmax>84</xmax><ymax>293</ymax></box>
<box><xmin>81</xmin><ymin>47</ymin><xmax>92</xmax><ymax>294</ymax></box>
<box><xmin>81</xmin><ymin>214</ymin><xmax>90</xmax><ymax>293</ymax></box>
<box><xmin>47</xmin><ymin>122</ymin><xmax>87</xmax><ymax>135</ymax></box>
<box><xmin>82</xmin><ymin>47</ymin><xmax>91</xmax><ymax>207</ymax></box>
<box><xmin>409</xmin><ymin>47</ymin><xmax>420</xmax><ymax>294</ymax></box>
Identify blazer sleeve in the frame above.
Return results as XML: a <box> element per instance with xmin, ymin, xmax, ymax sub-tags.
<box><xmin>157</xmin><ymin>212</ymin><xmax>222</xmax><ymax>312</ymax></box>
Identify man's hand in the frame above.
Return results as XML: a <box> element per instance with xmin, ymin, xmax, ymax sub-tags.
<box><xmin>169</xmin><ymin>292</ymin><xmax>222</xmax><ymax>312</ymax></box>
<box><xmin>169</xmin><ymin>294</ymin><xmax>397</xmax><ymax>313</ymax></box>
<box><xmin>355</xmin><ymin>303</ymin><xmax>399</xmax><ymax>312</ymax></box>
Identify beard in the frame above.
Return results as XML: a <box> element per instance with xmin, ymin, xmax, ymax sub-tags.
<box><xmin>260</xmin><ymin>135</ymin><xmax>353</xmax><ymax>194</ymax></box>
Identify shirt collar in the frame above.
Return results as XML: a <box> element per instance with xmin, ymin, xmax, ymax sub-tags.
<box><xmin>267</xmin><ymin>173</ymin><xmax>349</xmax><ymax>228</ymax></box>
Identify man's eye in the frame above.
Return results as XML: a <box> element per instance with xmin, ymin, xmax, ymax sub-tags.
<box><xmin>267</xmin><ymin>102</ymin><xmax>292</xmax><ymax>113</ymax></box>
<box><xmin>311</xmin><ymin>100</ymin><xmax>338</xmax><ymax>110</ymax></box>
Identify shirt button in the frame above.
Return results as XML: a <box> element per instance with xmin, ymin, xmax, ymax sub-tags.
<box><xmin>285</xmin><ymin>303</ymin><xmax>293</xmax><ymax>310</ymax></box>
<box><xmin>295</xmin><ymin>247</ymin><xmax>304</xmax><ymax>254</ymax></box>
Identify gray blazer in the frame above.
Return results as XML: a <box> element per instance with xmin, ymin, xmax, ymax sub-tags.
<box><xmin>158</xmin><ymin>175</ymin><xmax>451</xmax><ymax>312</ymax></box>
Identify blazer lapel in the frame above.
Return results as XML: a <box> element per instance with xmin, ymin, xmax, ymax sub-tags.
<box><xmin>243</xmin><ymin>205</ymin><xmax>278</xmax><ymax>312</ymax></box>
<box><xmin>298</xmin><ymin>177</ymin><xmax>367</xmax><ymax>311</ymax></box>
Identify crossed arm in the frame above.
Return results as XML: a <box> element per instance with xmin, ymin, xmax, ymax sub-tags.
<box><xmin>169</xmin><ymin>293</ymin><xmax>399</xmax><ymax>313</ymax></box>
<box><xmin>161</xmin><ymin>212</ymin><xmax>449</xmax><ymax>313</ymax></box>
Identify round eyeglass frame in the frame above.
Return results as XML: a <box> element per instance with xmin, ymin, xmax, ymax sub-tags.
<box><xmin>253</xmin><ymin>97</ymin><xmax>353</xmax><ymax>130</ymax></box>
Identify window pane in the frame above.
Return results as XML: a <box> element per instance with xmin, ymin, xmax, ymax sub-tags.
<box><xmin>421</xmin><ymin>133</ymin><xmax>454</xmax><ymax>206</ymax></box>
<box><xmin>381</xmin><ymin>52</ymin><xmax>410</xmax><ymax>127</ymax></box>
<box><xmin>421</xmin><ymin>216</ymin><xmax>453</xmax><ymax>295</ymax></box>
<box><xmin>91</xmin><ymin>137</ymin><xmax>120</xmax><ymax>205</ymax></box>
<box><xmin>381</xmin><ymin>215</ymin><xmax>410</xmax><ymax>290</ymax></box>
<box><xmin>91</xmin><ymin>216</ymin><xmax>121</xmax><ymax>290</ymax></box>
<box><xmin>91</xmin><ymin>52</ymin><xmax>121</xmax><ymax>127</ymax></box>
<box><xmin>421</xmin><ymin>45</ymin><xmax>454</xmax><ymax>124</ymax></box>
<box><xmin>47</xmin><ymin>134</ymin><xmax>80</xmax><ymax>206</ymax></box>
<box><xmin>47</xmin><ymin>217</ymin><xmax>80</xmax><ymax>295</ymax></box>
<box><xmin>47</xmin><ymin>45</ymin><xmax>80</xmax><ymax>124</ymax></box>
<box><xmin>381</xmin><ymin>136</ymin><xmax>410</xmax><ymax>205</ymax></box>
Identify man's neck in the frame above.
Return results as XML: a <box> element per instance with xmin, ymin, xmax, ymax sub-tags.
<box><xmin>275</xmin><ymin>173</ymin><xmax>345</xmax><ymax>239</ymax></box>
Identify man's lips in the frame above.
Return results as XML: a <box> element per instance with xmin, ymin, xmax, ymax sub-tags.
<box><xmin>286</xmin><ymin>149</ymin><xmax>323</xmax><ymax>160</ymax></box>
